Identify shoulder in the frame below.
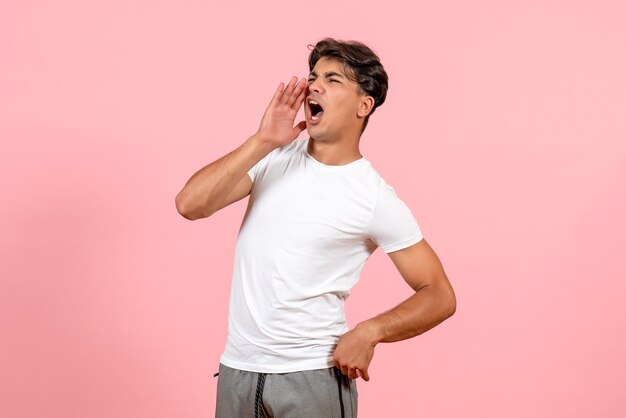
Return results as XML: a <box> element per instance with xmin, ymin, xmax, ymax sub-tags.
<box><xmin>364</xmin><ymin>165</ymin><xmax>397</xmax><ymax>204</ymax></box>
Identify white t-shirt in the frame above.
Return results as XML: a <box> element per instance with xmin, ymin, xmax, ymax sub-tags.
<box><xmin>219</xmin><ymin>137</ymin><xmax>424</xmax><ymax>373</ymax></box>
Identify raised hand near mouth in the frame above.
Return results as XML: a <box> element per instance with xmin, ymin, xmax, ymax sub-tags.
<box><xmin>255</xmin><ymin>76</ymin><xmax>308</xmax><ymax>149</ymax></box>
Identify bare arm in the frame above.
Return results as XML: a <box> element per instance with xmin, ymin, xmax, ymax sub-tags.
<box><xmin>175</xmin><ymin>76</ymin><xmax>308</xmax><ymax>220</ymax></box>
<box><xmin>175</xmin><ymin>134</ymin><xmax>274</xmax><ymax>220</ymax></box>
<box><xmin>333</xmin><ymin>239</ymin><xmax>456</xmax><ymax>381</ymax></box>
<box><xmin>362</xmin><ymin>238</ymin><xmax>456</xmax><ymax>343</ymax></box>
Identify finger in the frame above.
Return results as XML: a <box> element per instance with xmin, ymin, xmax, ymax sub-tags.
<box><xmin>287</xmin><ymin>78</ymin><xmax>304</xmax><ymax>108</ymax></box>
<box><xmin>280</xmin><ymin>76</ymin><xmax>298</xmax><ymax>104</ymax></box>
<box><xmin>293</xmin><ymin>120</ymin><xmax>306</xmax><ymax>136</ymax></box>
<box><xmin>361</xmin><ymin>368</ymin><xmax>370</xmax><ymax>381</ymax></box>
<box><xmin>289</xmin><ymin>79</ymin><xmax>307</xmax><ymax>109</ymax></box>
<box><xmin>287</xmin><ymin>78</ymin><xmax>306</xmax><ymax>108</ymax></box>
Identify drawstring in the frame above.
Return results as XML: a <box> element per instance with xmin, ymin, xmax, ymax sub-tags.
<box><xmin>254</xmin><ymin>373</ymin><xmax>268</xmax><ymax>418</ymax></box>
<box><xmin>334</xmin><ymin>367</ymin><xmax>345</xmax><ymax>418</ymax></box>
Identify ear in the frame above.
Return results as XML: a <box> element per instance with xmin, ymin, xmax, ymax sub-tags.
<box><xmin>357</xmin><ymin>96</ymin><xmax>375</xmax><ymax>118</ymax></box>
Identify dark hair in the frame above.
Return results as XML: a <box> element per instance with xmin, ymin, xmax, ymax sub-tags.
<box><xmin>307</xmin><ymin>37</ymin><xmax>389</xmax><ymax>135</ymax></box>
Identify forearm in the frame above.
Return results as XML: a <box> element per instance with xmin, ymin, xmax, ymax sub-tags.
<box><xmin>359</xmin><ymin>283</ymin><xmax>456</xmax><ymax>344</ymax></box>
<box><xmin>175</xmin><ymin>133</ymin><xmax>274</xmax><ymax>219</ymax></box>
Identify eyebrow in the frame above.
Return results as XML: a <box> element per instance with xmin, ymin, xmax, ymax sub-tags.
<box><xmin>308</xmin><ymin>71</ymin><xmax>345</xmax><ymax>79</ymax></box>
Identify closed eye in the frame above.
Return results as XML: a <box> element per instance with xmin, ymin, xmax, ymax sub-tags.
<box><xmin>307</xmin><ymin>78</ymin><xmax>340</xmax><ymax>84</ymax></box>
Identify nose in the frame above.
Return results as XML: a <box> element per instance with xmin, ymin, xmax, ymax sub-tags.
<box><xmin>307</xmin><ymin>77</ymin><xmax>324</xmax><ymax>95</ymax></box>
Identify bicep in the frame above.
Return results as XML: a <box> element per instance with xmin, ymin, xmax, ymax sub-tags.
<box><xmin>387</xmin><ymin>238</ymin><xmax>450</xmax><ymax>292</ymax></box>
<box><xmin>210</xmin><ymin>173</ymin><xmax>253</xmax><ymax>215</ymax></box>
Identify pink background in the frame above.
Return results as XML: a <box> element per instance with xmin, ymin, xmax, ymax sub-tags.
<box><xmin>1</xmin><ymin>1</ymin><xmax>625</xmax><ymax>417</ymax></box>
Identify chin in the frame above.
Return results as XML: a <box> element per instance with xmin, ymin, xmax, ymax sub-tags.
<box><xmin>306</xmin><ymin>125</ymin><xmax>319</xmax><ymax>135</ymax></box>
<box><xmin>307</xmin><ymin>123</ymin><xmax>331</xmax><ymax>137</ymax></box>
<box><xmin>306</xmin><ymin>130</ymin><xmax>327</xmax><ymax>142</ymax></box>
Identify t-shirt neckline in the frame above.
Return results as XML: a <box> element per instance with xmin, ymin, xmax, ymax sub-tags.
<box><xmin>303</xmin><ymin>138</ymin><xmax>368</xmax><ymax>171</ymax></box>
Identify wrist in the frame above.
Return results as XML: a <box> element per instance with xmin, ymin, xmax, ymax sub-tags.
<box><xmin>356</xmin><ymin>319</ymin><xmax>384</xmax><ymax>346</ymax></box>
<box><xmin>250</xmin><ymin>133</ymin><xmax>275</xmax><ymax>151</ymax></box>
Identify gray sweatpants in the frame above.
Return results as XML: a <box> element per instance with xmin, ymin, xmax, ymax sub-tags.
<box><xmin>215</xmin><ymin>362</ymin><xmax>358</xmax><ymax>418</ymax></box>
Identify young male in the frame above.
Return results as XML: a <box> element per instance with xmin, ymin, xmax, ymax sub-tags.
<box><xmin>175</xmin><ymin>38</ymin><xmax>456</xmax><ymax>418</ymax></box>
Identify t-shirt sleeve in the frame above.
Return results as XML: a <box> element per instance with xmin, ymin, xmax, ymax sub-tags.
<box><xmin>366</xmin><ymin>184</ymin><xmax>424</xmax><ymax>253</ymax></box>
<box><xmin>247</xmin><ymin>148</ymin><xmax>275</xmax><ymax>183</ymax></box>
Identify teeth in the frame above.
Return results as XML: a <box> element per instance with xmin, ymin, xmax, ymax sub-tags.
<box><xmin>308</xmin><ymin>98</ymin><xmax>323</xmax><ymax>121</ymax></box>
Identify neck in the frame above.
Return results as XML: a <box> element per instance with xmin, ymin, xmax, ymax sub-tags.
<box><xmin>307</xmin><ymin>136</ymin><xmax>362</xmax><ymax>166</ymax></box>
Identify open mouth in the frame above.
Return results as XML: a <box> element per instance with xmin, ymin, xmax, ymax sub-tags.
<box><xmin>307</xmin><ymin>99</ymin><xmax>325</xmax><ymax>121</ymax></box>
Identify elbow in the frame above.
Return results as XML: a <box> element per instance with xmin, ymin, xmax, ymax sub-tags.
<box><xmin>175</xmin><ymin>193</ymin><xmax>213</xmax><ymax>220</ymax></box>
<box><xmin>447</xmin><ymin>301</ymin><xmax>456</xmax><ymax>317</ymax></box>
<box><xmin>437</xmin><ymin>276</ymin><xmax>456</xmax><ymax>318</ymax></box>
<box><xmin>175</xmin><ymin>192</ymin><xmax>199</xmax><ymax>220</ymax></box>
<box><xmin>430</xmin><ymin>279</ymin><xmax>456</xmax><ymax>318</ymax></box>
<box><xmin>445</xmin><ymin>290</ymin><xmax>457</xmax><ymax>317</ymax></box>
<box><xmin>434</xmin><ymin>284</ymin><xmax>456</xmax><ymax>319</ymax></box>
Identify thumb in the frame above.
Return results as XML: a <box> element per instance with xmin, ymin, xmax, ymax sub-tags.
<box><xmin>361</xmin><ymin>368</ymin><xmax>370</xmax><ymax>381</ymax></box>
<box><xmin>293</xmin><ymin>120</ymin><xmax>307</xmax><ymax>136</ymax></box>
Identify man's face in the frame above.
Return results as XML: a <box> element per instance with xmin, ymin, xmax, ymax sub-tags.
<box><xmin>304</xmin><ymin>57</ymin><xmax>368</xmax><ymax>140</ymax></box>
